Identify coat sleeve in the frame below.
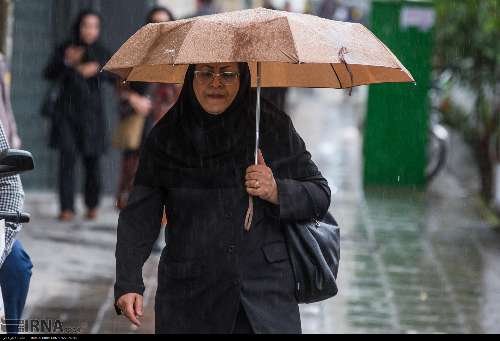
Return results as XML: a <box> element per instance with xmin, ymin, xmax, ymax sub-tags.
<box><xmin>114</xmin><ymin>186</ymin><xmax>164</xmax><ymax>304</ymax></box>
<box><xmin>269</xmin><ymin>116</ymin><xmax>331</xmax><ymax>222</ymax></box>
<box><xmin>274</xmin><ymin>175</ymin><xmax>331</xmax><ymax>222</ymax></box>
<box><xmin>114</xmin><ymin>144</ymin><xmax>164</xmax><ymax>311</ymax></box>
<box><xmin>44</xmin><ymin>45</ymin><xmax>74</xmax><ymax>81</ymax></box>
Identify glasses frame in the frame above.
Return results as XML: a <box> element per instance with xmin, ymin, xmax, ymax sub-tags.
<box><xmin>193</xmin><ymin>70</ymin><xmax>240</xmax><ymax>85</ymax></box>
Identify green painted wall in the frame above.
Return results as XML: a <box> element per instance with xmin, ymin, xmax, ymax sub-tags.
<box><xmin>363</xmin><ymin>0</ymin><xmax>434</xmax><ymax>188</ymax></box>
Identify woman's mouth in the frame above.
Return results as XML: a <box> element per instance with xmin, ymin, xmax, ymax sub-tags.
<box><xmin>206</xmin><ymin>93</ymin><xmax>226</xmax><ymax>101</ymax></box>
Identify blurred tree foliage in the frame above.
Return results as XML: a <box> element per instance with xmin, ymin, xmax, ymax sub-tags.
<box><xmin>434</xmin><ymin>0</ymin><xmax>500</xmax><ymax>203</ymax></box>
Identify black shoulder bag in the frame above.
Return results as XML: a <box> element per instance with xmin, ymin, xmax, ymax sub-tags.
<box><xmin>282</xmin><ymin>211</ymin><xmax>340</xmax><ymax>304</ymax></box>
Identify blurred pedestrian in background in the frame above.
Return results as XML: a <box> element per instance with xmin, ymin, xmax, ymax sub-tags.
<box><xmin>318</xmin><ymin>0</ymin><xmax>339</xmax><ymax>19</ymax></box>
<box><xmin>190</xmin><ymin>0</ymin><xmax>220</xmax><ymax>18</ymax></box>
<box><xmin>262</xmin><ymin>0</ymin><xmax>277</xmax><ymax>10</ymax></box>
<box><xmin>0</xmin><ymin>53</ymin><xmax>32</xmax><ymax>334</ymax></box>
<box><xmin>114</xmin><ymin>5</ymin><xmax>180</xmax><ymax>211</ymax></box>
<box><xmin>43</xmin><ymin>9</ymin><xmax>113</xmax><ymax>222</ymax></box>
<box><xmin>283</xmin><ymin>1</ymin><xmax>292</xmax><ymax>12</ymax></box>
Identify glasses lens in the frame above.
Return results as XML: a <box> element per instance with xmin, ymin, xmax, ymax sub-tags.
<box><xmin>221</xmin><ymin>72</ymin><xmax>238</xmax><ymax>84</ymax></box>
<box><xmin>196</xmin><ymin>71</ymin><xmax>213</xmax><ymax>83</ymax></box>
<box><xmin>195</xmin><ymin>71</ymin><xmax>239</xmax><ymax>85</ymax></box>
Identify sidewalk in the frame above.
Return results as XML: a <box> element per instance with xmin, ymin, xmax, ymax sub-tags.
<box><xmin>290</xmin><ymin>88</ymin><xmax>500</xmax><ymax>333</ymax></box>
<box><xmin>11</xmin><ymin>87</ymin><xmax>500</xmax><ymax>334</ymax></box>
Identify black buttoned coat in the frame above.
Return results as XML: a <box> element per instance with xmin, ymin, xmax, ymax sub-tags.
<box><xmin>43</xmin><ymin>41</ymin><xmax>112</xmax><ymax>156</ymax></box>
<box><xmin>114</xmin><ymin>99</ymin><xmax>331</xmax><ymax>334</ymax></box>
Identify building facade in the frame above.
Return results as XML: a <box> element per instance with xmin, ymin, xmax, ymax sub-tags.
<box><xmin>1</xmin><ymin>0</ymin><xmax>154</xmax><ymax>192</ymax></box>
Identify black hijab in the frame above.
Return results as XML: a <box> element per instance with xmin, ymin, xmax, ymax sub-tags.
<box><xmin>134</xmin><ymin>62</ymin><xmax>320</xmax><ymax>190</ymax></box>
<box><xmin>181</xmin><ymin>63</ymin><xmax>254</xmax><ymax>163</ymax></box>
<box><xmin>69</xmin><ymin>9</ymin><xmax>109</xmax><ymax>67</ymax></box>
<box><xmin>71</xmin><ymin>9</ymin><xmax>103</xmax><ymax>46</ymax></box>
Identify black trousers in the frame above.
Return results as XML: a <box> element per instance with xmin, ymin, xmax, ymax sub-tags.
<box><xmin>59</xmin><ymin>151</ymin><xmax>101</xmax><ymax>212</ymax></box>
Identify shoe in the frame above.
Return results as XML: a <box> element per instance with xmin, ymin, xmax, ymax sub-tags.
<box><xmin>58</xmin><ymin>210</ymin><xmax>75</xmax><ymax>222</ymax></box>
<box><xmin>86</xmin><ymin>208</ymin><xmax>98</xmax><ymax>221</ymax></box>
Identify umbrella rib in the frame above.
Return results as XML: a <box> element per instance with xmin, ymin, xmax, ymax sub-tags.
<box><xmin>330</xmin><ymin>64</ymin><xmax>343</xmax><ymax>89</ymax></box>
<box><xmin>284</xmin><ymin>17</ymin><xmax>300</xmax><ymax>64</ymax></box>
<box><xmin>278</xmin><ymin>48</ymin><xmax>299</xmax><ymax>63</ymax></box>
<box><xmin>343</xmin><ymin>62</ymin><xmax>354</xmax><ymax>96</ymax></box>
<box><xmin>339</xmin><ymin>47</ymin><xmax>353</xmax><ymax>96</ymax></box>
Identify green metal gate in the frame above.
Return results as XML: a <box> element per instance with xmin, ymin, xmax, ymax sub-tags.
<box><xmin>363</xmin><ymin>0</ymin><xmax>435</xmax><ymax>188</ymax></box>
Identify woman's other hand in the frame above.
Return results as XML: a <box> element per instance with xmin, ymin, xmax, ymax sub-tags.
<box><xmin>128</xmin><ymin>92</ymin><xmax>152</xmax><ymax>116</ymax></box>
<box><xmin>76</xmin><ymin>61</ymin><xmax>100</xmax><ymax>79</ymax></box>
<box><xmin>116</xmin><ymin>293</ymin><xmax>144</xmax><ymax>327</ymax></box>
<box><xmin>245</xmin><ymin>150</ymin><xmax>279</xmax><ymax>205</ymax></box>
<box><xmin>64</xmin><ymin>45</ymin><xmax>84</xmax><ymax>66</ymax></box>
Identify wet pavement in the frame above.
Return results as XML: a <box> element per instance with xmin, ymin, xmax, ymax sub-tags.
<box><xmin>8</xmin><ymin>88</ymin><xmax>500</xmax><ymax>334</ymax></box>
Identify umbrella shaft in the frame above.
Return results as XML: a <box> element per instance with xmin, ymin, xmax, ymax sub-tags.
<box><xmin>255</xmin><ymin>62</ymin><xmax>261</xmax><ymax>165</ymax></box>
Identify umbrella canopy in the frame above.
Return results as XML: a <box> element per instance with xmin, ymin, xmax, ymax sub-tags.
<box><xmin>103</xmin><ymin>7</ymin><xmax>414</xmax><ymax>88</ymax></box>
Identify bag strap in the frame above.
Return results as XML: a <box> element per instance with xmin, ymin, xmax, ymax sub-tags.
<box><xmin>302</xmin><ymin>182</ymin><xmax>338</xmax><ymax>227</ymax></box>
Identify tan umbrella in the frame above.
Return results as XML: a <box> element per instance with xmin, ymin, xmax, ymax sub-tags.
<box><xmin>104</xmin><ymin>7</ymin><xmax>413</xmax><ymax>88</ymax></box>
<box><xmin>103</xmin><ymin>7</ymin><xmax>414</xmax><ymax>230</ymax></box>
<box><xmin>104</xmin><ymin>6</ymin><xmax>414</xmax><ymax>153</ymax></box>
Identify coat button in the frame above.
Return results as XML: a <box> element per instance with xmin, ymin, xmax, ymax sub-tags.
<box><xmin>224</xmin><ymin>211</ymin><xmax>233</xmax><ymax>218</ymax></box>
<box><xmin>227</xmin><ymin>245</ymin><xmax>236</xmax><ymax>254</ymax></box>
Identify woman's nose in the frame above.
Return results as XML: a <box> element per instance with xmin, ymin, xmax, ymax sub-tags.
<box><xmin>210</xmin><ymin>75</ymin><xmax>223</xmax><ymax>88</ymax></box>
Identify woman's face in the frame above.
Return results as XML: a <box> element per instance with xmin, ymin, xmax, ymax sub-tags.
<box><xmin>193</xmin><ymin>63</ymin><xmax>241</xmax><ymax>115</ymax></box>
<box><xmin>151</xmin><ymin>10</ymin><xmax>172</xmax><ymax>23</ymax></box>
<box><xmin>80</xmin><ymin>14</ymin><xmax>101</xmax><ymax>45</ymax></box>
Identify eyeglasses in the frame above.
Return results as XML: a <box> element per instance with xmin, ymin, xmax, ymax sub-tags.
<box><xmin>194</xmin><ymin>70</ymin><xmax>240</xmax><ymax>85</ymax></box>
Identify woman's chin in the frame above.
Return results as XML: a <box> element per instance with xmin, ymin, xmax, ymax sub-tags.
<box><xmin>203</xmin><ymin>104</ymin><xmax>227</xmax><ymax>115</ymax></box>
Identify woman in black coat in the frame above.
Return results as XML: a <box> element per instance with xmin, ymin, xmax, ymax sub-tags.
<box><xmin>44</xmin><ymin>10</ymin><xmax>112</xmax><ymax>221</ymax></box>
<box><xmin>114</xmin><ymin>62</ymin><xmax>331</xmax><ymax>334</ymax></box>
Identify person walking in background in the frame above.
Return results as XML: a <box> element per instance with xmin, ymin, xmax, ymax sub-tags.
<box><xmin>262</xmin><ymin>0</ymin><xmax>276</xmax><ymax>10</ymax></box>
<box><xmin>283</xmin><ymin>1</ymin><xmax>292</xmax><ymax>12</ymax></box>
<box><xmin>0</xmin><ymin>53</ymin><xmax>32</xmax><ymax>334</ymax></box>
<box><xmin>43</xmin><ymin>10</ymin><xmax>113</xmax><ymax>222</ymax></box>
<box><xmin>144</xmin><ymin>7</ymin><xmax>181</xmax><ymax>137</ymax></box>
<box><xmin>190</xmin><ymin>0</ymin><xmax>220</xmax><ymax>18</ymax></box>
<box><xmin>114</xmin><ymin>6</ymin><xmax>180</xmax><ymax>211</ymax></box>
<box><xmin>318</xmin><ymin>0</ymin><xmax>339</xmax><ymax>19</ymax></box>
<box><xmin>114</xmin><ymin>81</ymin><xmax>152</xmax><ymax>210</ymax></box>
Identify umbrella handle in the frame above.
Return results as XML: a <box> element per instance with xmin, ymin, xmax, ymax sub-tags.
<box><xmin>245</xmin><ymin>62</ymin><xmax>261</xmax><ymax>232</ymax></box>
<box><xmin>254</xmin><ymin>62</ymin><xmax>261</xmax><ymax>165</ymax></box>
